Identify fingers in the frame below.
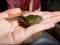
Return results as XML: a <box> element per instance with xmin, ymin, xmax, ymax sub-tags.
<box><xmin>6</xmin><ymin>8</ymin><xmax>22</xmax><ymax>19</ymax></box>
<box><xmin>43</xmin><ymin>15</ymin><xmax>60</xmax><ymax>23</ymax></box>
<box><xmin>0</xmin><ymin>12</ymin><xmax>8</xmax><ymax>19</ymax></box>
<box><xmin>24</xmin><ymin>11</ymin><xmax>50</xmax><ymax>17</ymax></box>
<box><xmin>0</xmin><ymin>8</ymin><xmax>22</xmax><ymax>19</ymax></box>
<box><xmin>52</xmin><ymin>11</ymin><xmax>60</xmax><ymax>15</ymax></box>
<box><xmin>24</xmin><ymin>11</ymin><xmax>58</xmax><ymax>20</ymax></box>
<box><xmin>25</xmin><ymin>22</ymin><xmax>55</xmax><ymax>35</ymax></box>
<box><xmin>23</xmin><ymin>22</ymin><xmax>55</xmax><ymax>42</ymax></box>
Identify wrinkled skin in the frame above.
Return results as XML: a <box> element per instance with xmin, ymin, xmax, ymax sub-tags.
<box><xmin>0</xmin><ymin>8</ymin><xmax>60</xmax><ymax>44</ymax></box>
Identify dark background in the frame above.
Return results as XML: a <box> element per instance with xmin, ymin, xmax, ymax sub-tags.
<box><xmin>41</xmin><ymin>0</ymin><xmax>60</xmax><ymax>11</ymax></box>
<box><xmin>0</xmin><ymin>0</ymin><xmax>7</xmax><ymax>12</ymax></box>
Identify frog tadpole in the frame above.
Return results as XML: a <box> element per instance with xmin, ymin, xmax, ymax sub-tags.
<box><xmin>6</xmin><ymin>14</ymin><xmax>43</xmax><ymax>28</ymax></box>
<box><xmin>18</xmin><ymin>14</ymin><xmax>42</xmax><ymax>28</ymax></box>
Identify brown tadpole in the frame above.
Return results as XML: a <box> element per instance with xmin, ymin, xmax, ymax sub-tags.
<box><xmin>17</xmin><ymin>15</ymin><xmax>43</xmax><ymax>28</ymax></box>
<box><xmin>6</xmin><ymin>14</ymin><xmax>43</xmax><ymax>28</ymax></box>
<box><xmin>18</xmin><ymin>14</ymin><xmax>43</xmax><ymax>28</ymax></box>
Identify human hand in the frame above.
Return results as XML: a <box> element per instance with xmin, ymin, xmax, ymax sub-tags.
<box><xmin>0</xmin><ymin>8</ymin><xmax>60</xmax><ymax>44</ymax></box>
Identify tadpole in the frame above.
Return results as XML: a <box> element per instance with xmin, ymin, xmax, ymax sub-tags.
<box><xmin>6</xmin><ymin>14</ymin><xmax>42</xmax><ymax>28</ymax></box>
<box><xmin>18</xmin><ymin>14</ymin><xmax>42</xmax><ymax>28</ymax></box>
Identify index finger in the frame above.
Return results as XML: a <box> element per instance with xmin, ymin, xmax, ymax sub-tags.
<box><xmin>24</xmin><ymin>11</ymin><xmax>55</xmax><ymax>20</ymax></box>
<box><xmin>23</xmin><ymin>11</ymin><xmax>49</xmax><ymax>17</ymax></box>
<box><xmin>0</xmin><ymin>8</ymin><xmax>22</xmax><ymax>19</ymax></box>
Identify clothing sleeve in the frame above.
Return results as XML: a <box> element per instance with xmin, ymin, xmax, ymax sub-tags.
<box><xmin>6</xmin><ymin>0</ymin><xmax>40</xmax><ymax>11</ymax></box>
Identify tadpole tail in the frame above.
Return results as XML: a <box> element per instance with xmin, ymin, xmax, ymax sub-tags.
<box><xmin>6</xmin><ymin>16</ymin><xmax>30</xmax><ymax>28</ymax></box>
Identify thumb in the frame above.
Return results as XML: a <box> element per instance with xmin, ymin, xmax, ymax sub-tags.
<box><xmin>0</xmin><ymin>8</ymin><xmax>22</xmax><ymax>19</ymax></box>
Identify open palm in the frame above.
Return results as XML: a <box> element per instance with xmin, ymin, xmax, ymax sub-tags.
<box><xmin>0</xmin><ymin>8</ymin><xmax>60</xmax><ymax>44</ymax></box>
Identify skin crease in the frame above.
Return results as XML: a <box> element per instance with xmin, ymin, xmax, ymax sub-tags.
<box><xmin>0</xmin><ymin>8</ymin><xmax>60</xmax><ymax>44</ymax></box>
